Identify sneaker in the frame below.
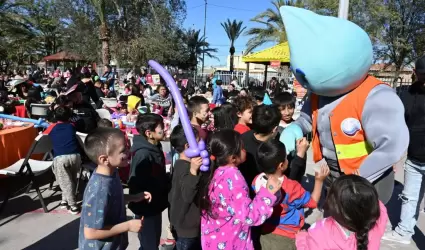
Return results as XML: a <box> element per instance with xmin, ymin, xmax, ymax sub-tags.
<box><xmin>59</xmin><ymin>201</ymin><xmax>69</xmax><ymax>209</ymax></box>
<box><xmin>69</xmin><ymin>205</ymin><xmax>80</xmax><ymax>215</ymax></box>
<box><xmin>382</xmin><ymin>231</ymin><xmax>411</xmax><ymax>245</ymax></box>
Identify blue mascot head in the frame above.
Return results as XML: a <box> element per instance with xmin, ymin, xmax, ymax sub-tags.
<box><xmin>280</xmin><ymin>7</ymin><xmax>373</xmax><ymax>97</ymax></box>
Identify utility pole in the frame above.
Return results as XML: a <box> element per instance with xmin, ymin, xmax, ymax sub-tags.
<box><xmin>201</xmin><ymin>0</ymin><xmax>207</xmax><ymax>77</ymax></box>
<box><xmin>338</xmin><ymin>0</ymin><xmax>349</xmax><ymax>19</ymax></box>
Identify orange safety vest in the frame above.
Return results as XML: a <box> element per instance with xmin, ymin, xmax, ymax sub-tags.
<box><xmin>311</xmin><ymin>76</ymin><xmax>387</xmax><ymax>174</ymax></box>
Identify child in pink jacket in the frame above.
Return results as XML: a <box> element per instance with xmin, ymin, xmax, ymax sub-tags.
<box><xmin>200</xmin><ymin>130</ymin><xmax>282</xmax><ymax>250</ymax></box>
<box><xmin>296</xmin><ymin>175</ymin><xmax>388</xmax><ymax>250</ymax></box>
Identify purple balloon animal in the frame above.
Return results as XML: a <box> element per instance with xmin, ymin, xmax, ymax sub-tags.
<box><xmin>148</xmin><ymin>60</ymin><xmax>210</xmax><ymax>171</ymax></box>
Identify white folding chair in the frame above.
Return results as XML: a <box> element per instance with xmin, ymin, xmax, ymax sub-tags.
<box><xmin>96</xmin><ymin>109</ymin><xmax>111</xmax><ymax>120</ymax></box>
<box><xmin>30</xmin><ymin>103</ymin><xmax>51</xmax><ymax>118</ymax></box>
<box><xmin>101</xmin><ymin>98</ymin><xmax>118</xmax><ymax>108</ymax></box>
<box><xmin>0</xmin><ymin>134</ymin><xmax>53</xmax><ymax>213</ymax></box>
<box><xmin>76</xmin><ymin>132</ymin><xmax>87</xmax><ymax>145</ymax></box>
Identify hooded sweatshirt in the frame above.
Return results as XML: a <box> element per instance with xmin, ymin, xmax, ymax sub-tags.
<box><xmin>128</xmin><ymin>135</ymin><xmax>169</xmax><ymax>216</ymax></box>
<box><xmin>401</xmin><ymin>81</ymin><xmax>425</xmax><ymax>163</ymax></box>
<box><xmin>127</xmin><ymin>95</ymin><xmax>141</xmax><ymax>113</ymax></box>
<box><xmin>295</xmin><ymin>201</ymin><xmax>388</xmax><ymax>250</ymax></box>
<box><xmin>169</xmin><ymin>159</ymin><xmax>203</xmax><ymax>238</ymax></box>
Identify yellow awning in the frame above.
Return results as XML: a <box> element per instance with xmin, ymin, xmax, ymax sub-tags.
<box><xmin>242</xmin><ymin>42</ymin><xmax>290</xmax><ymax>64</ymax></box>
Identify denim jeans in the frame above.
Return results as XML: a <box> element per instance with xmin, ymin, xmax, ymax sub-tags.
<box><xmin>134</xmin><ymin>214</ymin><xmax>162</xmax><ymax>250</ymax></box>
<box><xmin>175</xmin><ymin>237</ymin><xmax>201</xmax><ymax>250</ymax></box>
<box><xmin>395</xmin><ymin>158</ymin><xmax>425</xmax><ymax>237</ymax></box>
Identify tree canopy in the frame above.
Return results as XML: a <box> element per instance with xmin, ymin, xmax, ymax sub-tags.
<box><xmin>0</xmin><ymin>0</ymin><xmax>198</xmax><ymax>71</ymax></box>
<box><xmin>1</xmin><ymin>0</ymin><xmax>424</xmax><ymax>73</ymax></box>
<box><xmin>246</xmin><ymin>0</ymin><xmax>425</xmax><ymax>70</ymax></box>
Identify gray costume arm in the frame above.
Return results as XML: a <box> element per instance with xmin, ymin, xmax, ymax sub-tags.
<box><xmin>293</xmin><ymin>94</ymin><xmax>313</xmax><ymax>135</ymax></box>
<box><xmin>360</xmin><ymin>85</ymin><xmax>409</xmax><ymax>182</ymax></box>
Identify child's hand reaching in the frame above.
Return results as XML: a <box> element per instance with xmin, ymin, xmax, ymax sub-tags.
<box><xmin>296</xmin><ymin>138</ymin><xmax>310</xmax><ymax>158</ymax></box>
<box><xmin>315</xmin><ymin>162</ymin><xmax>330</xmax><ymax>182</ymax></box>
<box><xmin>190</xmin><ymin>157</ymin><xmax>203</xmax><ymax>175</ymax></box>
<box><xmin>132</xmin><ymin>192</ymin><xmax>152</xmax><ymax>203</ymax></box>
<box><xmin>266</xmin><ymin>175</ymin><xmax>282</xmax><ymax>195</ymax></box>
<box><xmin>142</xmin><ymin>192</ymin><xmax>152</xmax><ymax>203</ymax></box>
<box><xmin>127</xmin><ymin>217</ymin><xmax>144</xmax><ymax>233</ymax></box>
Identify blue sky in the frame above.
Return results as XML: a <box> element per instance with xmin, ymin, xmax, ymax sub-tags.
<box><xmin>183</xmin><ymin>0</ymin><xmax>277</xmax><ymax>67</ymax></box>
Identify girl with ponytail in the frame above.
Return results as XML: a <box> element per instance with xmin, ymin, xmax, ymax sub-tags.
<box><xmin>295</xmin><ymin>175</ymin><xmax>388</xmax><ymax>250</ymax></box>
<box><xmin>199</xmin><ymin>129</ymin><xmax>282</xmax><ymax>250</ymax></box>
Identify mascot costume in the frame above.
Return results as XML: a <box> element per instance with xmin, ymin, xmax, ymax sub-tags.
<box><xmin>279</xmin><ymin>7</ymin><xmax>409</xmax><ymax>204</ymax></box>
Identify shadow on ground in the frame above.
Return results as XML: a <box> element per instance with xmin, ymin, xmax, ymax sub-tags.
<box><xmin>0</xmin><ymin>169</ymin><xmax>90</xmax><ymax>225</ymax></box>
<box><xmin>0</xmin><ymin>188</ymin><xmax>62</xmax><ymax>227</ymax></box>
<box><xmin>0</xmin><ymin>170</ymin><xmax>63</xmax><ymax>226</ymax></box>
<box><xmin>22</xmin><ymin>218</ymin><xmax>80</xmax><ymax>250</ymax></box>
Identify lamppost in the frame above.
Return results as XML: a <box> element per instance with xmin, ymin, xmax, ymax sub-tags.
<box><xmin>338</xmin><ymin>0</ymin><xmax>349</xmax><ymax>19</ymax></box>
<box><xmin>201</xmin><ymin>0</ymin><xmax>207</xmax><ymax>78</ymax></box>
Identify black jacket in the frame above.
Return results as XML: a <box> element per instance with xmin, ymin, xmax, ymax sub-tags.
<box><xmin>169</xmin><ymin>159</ymin><xmax>202</xmax><ymax>238</ymax></box>
<box><xmin>94</xmin><ymin>87</ymin><xmax>105</xmax><ymax>109</ymax></box>
<box><xmin>239</xmin><ymin>131</ymin><xmax>306</xmax><ymax>196</ymax></box>
<box><xmin>128</xmin><ymin>135</ymin><xmax>169</xmax><ymax>216</ymax></box>
<box><xmin>72</xmin><ymin>101</ymin><xmax>99</xmax><ymax>133</ymax></box>
<box><xmin>401</xmin><ymin>81</ymin><xmax>425</xmax><ymax>163</ymax></box>
<box><xmin>81</xmin><ymin>78</ymin><xmax>100</xmax><ymax>105</ymax></box>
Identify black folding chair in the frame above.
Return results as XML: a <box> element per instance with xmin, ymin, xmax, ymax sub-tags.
<box><xmin>0</xmin><ymin>134</ymin><xmax>53</xmax><ymax>213</ymax></box>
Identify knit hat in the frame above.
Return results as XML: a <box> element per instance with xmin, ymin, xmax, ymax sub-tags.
<box><xmin>127</xmin><ymin>95</ymin><xmax>141</xmax><ymax>112</ymax></box>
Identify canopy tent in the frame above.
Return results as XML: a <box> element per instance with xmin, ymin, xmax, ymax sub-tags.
<box><xmin>242</xmin><ymin>42</ymin><xmax>290</xmax><ymax>64</ymax></box>
<box><xmin>242</xmin><ymin>42</ymin><xmax>290</xmax><ymax>85</ymax></box>
<box><xmin>40</xmin><ymin>51</ymin><xmax>86</xmax><ymax>72</ymax></box>
<box><xmin>42</xmin><ymin>51</ymin><xmax>83</xmax><ymax>62</ymax></box>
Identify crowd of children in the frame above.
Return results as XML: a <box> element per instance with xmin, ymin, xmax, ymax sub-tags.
<box><xmin>6</xmin><ymin>66</ymin><xmax>391</xmax><ymax>250</ymax></box>
<box><xmin>68</xmin><ymin>84</ymin><xmax>391</xmax><ymax>250</ymax></box>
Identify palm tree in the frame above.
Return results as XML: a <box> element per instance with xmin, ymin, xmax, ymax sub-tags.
<box><xmin>184</xmin><ymin>29</ymin><xmax>218</xmax><ymax>69</ymax></box>
<box><xmin>89</xmin><ymin>0</ymin><xmax>159</xmax><ymax>66</ymax></box>
<box><xmin>0</xmin><ymin>0</ymin><xmax>36</xmax><ymax>69</ymax></box>
<box><xmin>88</xmin><ymin>0</ymin><xmax>110</xmax><ymax>66</ymax></box>
<box><xmin>221</xmin><ymin>19</ymin><xmax>246</xmax><ymax>72</ymax></box>
<box><xmin>244</xmin><ymin>0</ymin><xmax>303</xmax><ymax>54</ymax></box>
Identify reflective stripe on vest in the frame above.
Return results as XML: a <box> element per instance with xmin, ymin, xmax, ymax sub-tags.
<box><xmin>335</xmin><ymin>141</ymin><xmax>373</xmax><ymax>160</ymax></box>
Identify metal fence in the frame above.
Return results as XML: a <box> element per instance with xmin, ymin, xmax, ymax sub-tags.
<box><xmin>196</xmin><ymin>71</ymin><xmax>294</xmax><ymax>89</ymax></box>
<box><xmin>373</xmin><ymin>75</ymin><xmax>413</xmax><ymax>96</ymax></box>
<box><xmin>100</xmin><ymin>67</ymin><xmax>413</xmax><ymax>96</ymax></box>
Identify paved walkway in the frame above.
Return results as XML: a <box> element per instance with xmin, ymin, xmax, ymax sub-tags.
<box><xmin>0</xmin><ymin>149</ymin><xmax>424</xmax><ymax>250</ymax></box>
